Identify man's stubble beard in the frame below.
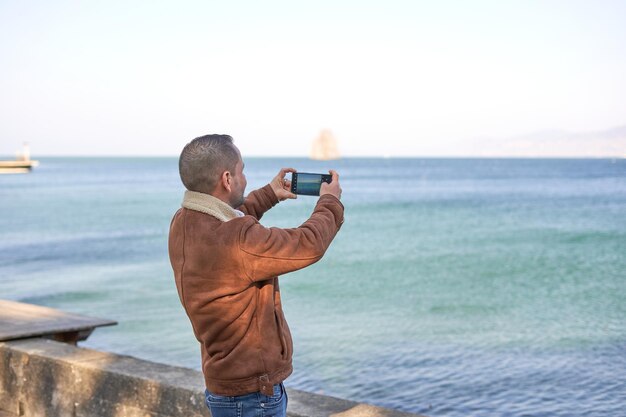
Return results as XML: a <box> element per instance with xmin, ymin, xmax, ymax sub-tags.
<box><xmin>231</xmin><ymin>190</ymin><xmax>245</xmax><ymax>209</ymax></box>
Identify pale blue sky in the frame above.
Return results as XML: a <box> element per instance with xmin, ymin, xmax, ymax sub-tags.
<box><xmin>1</xmin><ymin>0</ymin><xmax>625</xmax><ymax>157</ymax></box>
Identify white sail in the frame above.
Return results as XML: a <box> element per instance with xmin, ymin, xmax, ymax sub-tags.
<box><xmin>310</xmin><ymin>129</ymin><xmax>340</xmax><ymax>160</ymax></box>
<box><xmin>18</xmin><ymin>142</ymin><xmax>31</xmax><ymax>161</ymax></box>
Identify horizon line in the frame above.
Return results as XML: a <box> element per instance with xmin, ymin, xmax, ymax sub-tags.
<box><xmin>3</xmin><ymin>154</ymin><xmax>624</xmax><ymax>160</ymax></box>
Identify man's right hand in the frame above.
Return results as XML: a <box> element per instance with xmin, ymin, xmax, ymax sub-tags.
<box><xmin>320</xmin><ymin>170</ymin><xmax>342</xmax><ymax>200</ymax></box>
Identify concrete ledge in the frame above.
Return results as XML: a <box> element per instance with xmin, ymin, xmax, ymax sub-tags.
<box><xmin>0</xmin><ymin>338</ymin><xmax>423</xmax><ymax>417</ymax></box>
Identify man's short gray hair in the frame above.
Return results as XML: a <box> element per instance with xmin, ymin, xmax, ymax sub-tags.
<box><xmin>179</xmin><ymin>134</ymin><xmax>240</xmax><ymax>193</ymax></box>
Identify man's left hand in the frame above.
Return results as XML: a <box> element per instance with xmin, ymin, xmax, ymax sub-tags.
<box><xmin>270</xmin><ymin>168</ymin><xmax>298</xmax><ymax>201</ymax></box>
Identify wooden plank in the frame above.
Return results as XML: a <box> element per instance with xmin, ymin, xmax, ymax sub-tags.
<box><xmin>0</xmin><ymin>300</ymin><xmax>117</xmax><ymax>343</ymax></box>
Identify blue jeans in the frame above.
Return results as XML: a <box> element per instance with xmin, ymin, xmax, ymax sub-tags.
<box><xmin>205</xmin><ymin>383</ymin><xmax>288</xmax><ymax>417</ymax></box>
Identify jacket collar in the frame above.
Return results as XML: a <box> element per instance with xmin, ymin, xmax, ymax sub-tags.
<box><xmin>181</xmin><ymin>190</ymin><xmax>244</xmax><ymax>222</ymax></box>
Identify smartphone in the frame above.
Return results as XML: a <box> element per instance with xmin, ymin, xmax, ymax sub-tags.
<box><xmin>291</xmin><ymin>172</ymin><xmax>332</xmax><ymax>196</ymax></box>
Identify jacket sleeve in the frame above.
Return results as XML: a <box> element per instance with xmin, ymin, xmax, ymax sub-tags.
<box><xmin>238</xmin><ymin>184</ymin><xmax>279</xmax><ymax>220</ymax></box>
<box><xmin>238</xmin><ymin>194</ymin><xmax>344</xmax><ymax>282</ymax></box>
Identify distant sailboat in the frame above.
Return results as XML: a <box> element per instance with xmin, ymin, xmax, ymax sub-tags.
<box><xmin>310</xmin><ymin>129</ymin><xmax>340</xmax><ymax>160</ymax></box>
<box><xmin>0</xmin><ymin>143</ymin><xmax>39</xmax><ymax>174</ymax></box>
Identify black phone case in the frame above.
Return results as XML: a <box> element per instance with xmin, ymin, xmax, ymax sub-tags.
<box><xmin>291</xmin><ymin>172</ymin><xmax>332</xmax><ymax>196</ymax></box>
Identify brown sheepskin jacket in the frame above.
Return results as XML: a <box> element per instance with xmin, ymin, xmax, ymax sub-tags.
<box><xmin>168</xmin><ymin>184</ymin><xmax>344</xmax><ymax>396</ymax></box>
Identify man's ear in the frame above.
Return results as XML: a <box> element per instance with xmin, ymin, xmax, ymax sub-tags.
<box><xmin>220</xmin><ymin>170</ymin><xmax>232</xmax><ymax>192</ymax></box>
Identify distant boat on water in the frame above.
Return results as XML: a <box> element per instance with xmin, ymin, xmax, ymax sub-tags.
<box><xmin>0</xmin><ymin>143</ymin><xmax>39</xmax><ymax>174</ymax></box>
<box><xmin>310</xmin><ymin>129</ymin><xmax>340</xmax><ymax>160</ymax></box>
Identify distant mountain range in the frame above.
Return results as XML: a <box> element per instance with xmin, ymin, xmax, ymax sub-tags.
<box><xmin>471</xmin><ymin>125</ymin><xmax>626</xmax><ymax>157</ymax></box>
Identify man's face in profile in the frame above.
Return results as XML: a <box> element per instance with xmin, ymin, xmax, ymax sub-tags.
<box><xmin>229</xmin><ymin>151</ymin><xmax>247</xmax><ymax>208</ymax></box>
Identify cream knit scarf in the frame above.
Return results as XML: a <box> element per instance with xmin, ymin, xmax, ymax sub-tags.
<box><xmin>181</xmin><ymin>191</ymin><xmax>244</xmax><ymax>222</ymax></box>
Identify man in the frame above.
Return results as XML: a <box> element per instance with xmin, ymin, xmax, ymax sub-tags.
<box><xmin>168</xmin><ymin>134</ymin><xmax>344</xmax><ymax>417</ymax></box>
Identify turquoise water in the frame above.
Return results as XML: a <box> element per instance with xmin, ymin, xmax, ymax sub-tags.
<box><xmin>1</xmin><ymin>157</ymin><xmax>625</xmax><ymax>416</ymax></box>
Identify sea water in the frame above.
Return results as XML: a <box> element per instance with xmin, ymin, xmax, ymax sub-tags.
<box><xmin>1</xmin><ymin>157</ymin><xmax>624</xmax><ymax>417</ymax></box>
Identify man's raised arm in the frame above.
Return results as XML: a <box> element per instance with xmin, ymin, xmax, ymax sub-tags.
<box><xmin>238</xmin><ymin>168</ymin><xmax>297</xmax><ymax>220</ymax></box>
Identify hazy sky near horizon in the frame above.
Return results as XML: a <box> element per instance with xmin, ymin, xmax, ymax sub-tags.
<box><xmin>1</xmin><ymin>0</ymin><xmax>625</xmax><ymax>157</ymax></box>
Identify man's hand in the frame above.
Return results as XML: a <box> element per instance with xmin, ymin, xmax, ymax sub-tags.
<box><xmin>320</xmin><ymin>170</ymin><xmax>342</xmax><ymax>200</ymax></box>
<box><xmin>270</xmin><ymin>168</ymin><xmax>298</xmax><ymax>201</ymax></box>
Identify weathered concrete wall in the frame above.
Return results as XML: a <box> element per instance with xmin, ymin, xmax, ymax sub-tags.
<box><xmin>0</xmin><ymin>338</ymin><xmax>423</xmax><ymax>417</ymax></box>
